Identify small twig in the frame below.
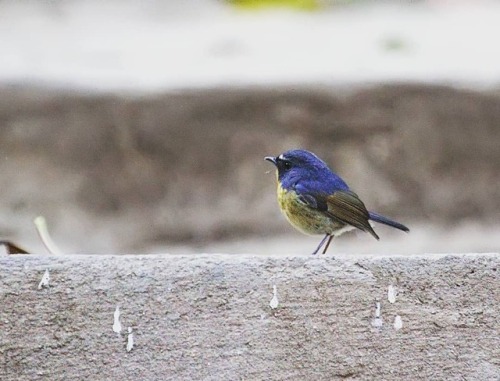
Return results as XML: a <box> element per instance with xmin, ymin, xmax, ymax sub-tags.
<box><xmin>34</xmin><ymin>216</ymin><xmax>64</xmax><ymax>255</ymax></box>
<box><xmin>0</xmin><ymin>240</ymin><xmax>30</xmax><ymax>255</ymax></box>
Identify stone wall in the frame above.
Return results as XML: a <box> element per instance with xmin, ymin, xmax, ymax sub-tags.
<box><xmin>0</xmin><ymin>253</ymin><xmax>498</xmax><ymax>380</ymax></box>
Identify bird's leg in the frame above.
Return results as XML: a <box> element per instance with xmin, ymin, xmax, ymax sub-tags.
<box><xmin>321</xmin><ymin>235</ymin><xmax>334</xmax><ymax>254</ymax></box>
<box><xmin>312</xmin><ymin>234</ymin><xmax>330</xmax><ymax>255</ymax></box>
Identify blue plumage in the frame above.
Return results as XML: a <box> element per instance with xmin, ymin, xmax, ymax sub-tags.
<box><xmin>368</xmin><ymin>211</ymin><xmax>409</xmax><ymax>232</ymax></box>
<box><xmin>266</xmin><ymin>149</ymin><xmax>409</xmax><ymax>255</ymax></box>
<box><xmin>277</xmin><ymin>149</ymin><xmax>349</xmax><ymax>193</ymax></box>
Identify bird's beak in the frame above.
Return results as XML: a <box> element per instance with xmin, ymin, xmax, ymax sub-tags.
<box><xmin>265</xmin><ymin>156</ymin><xmax>277</xmax><ymax>166</ymax></box>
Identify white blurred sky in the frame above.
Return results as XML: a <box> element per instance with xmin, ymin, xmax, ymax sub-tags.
<box><xmin>1</xmin><ymin>0</ymin><xmax>500</xmax><ymax>92</ymax></box>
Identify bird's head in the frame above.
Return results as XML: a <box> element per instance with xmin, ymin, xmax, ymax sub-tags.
<box><xmin>265</xmin><ymin>149</ymin><xmax>329</xmax><ymax>188</ymax></box>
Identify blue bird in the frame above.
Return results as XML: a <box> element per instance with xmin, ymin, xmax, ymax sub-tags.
<box><xmin>265</xmin><ymin>149</ymin><xmax>409</xmax><ymax>255</ymax></box>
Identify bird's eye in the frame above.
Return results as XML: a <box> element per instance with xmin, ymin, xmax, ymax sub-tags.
<box><xmin>283</xmin><ymin>161</ymin><xmax>292</xmax><ymax>170</ymax></box>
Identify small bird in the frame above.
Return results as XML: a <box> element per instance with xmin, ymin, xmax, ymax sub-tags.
<box><xmin>265</xmin><ymin>149</ymin><xmax>409</xmax><ymax>254</ymax></box>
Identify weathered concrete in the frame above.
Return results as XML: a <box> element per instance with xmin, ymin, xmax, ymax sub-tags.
<box><xmin>0</xmin><ymin>253</ymin><xmax>498</xmax><ymax>380</ymax></box>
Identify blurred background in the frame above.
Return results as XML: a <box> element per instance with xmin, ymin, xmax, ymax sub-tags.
<box><xmin>0</xmin><ymin>0</ymin><xmax>499</xmax><ymax>255</ymax></box>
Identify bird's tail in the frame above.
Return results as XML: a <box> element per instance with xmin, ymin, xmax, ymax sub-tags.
<box><xmin>369</xmin><ymin>212</ymin><xmax>409</xmax><ymax>233</ymax></box>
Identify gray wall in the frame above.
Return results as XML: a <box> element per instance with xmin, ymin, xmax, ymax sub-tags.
<box><xmin>1</xmin><ymin>85</ymin><xmax>500</xmax><ymax>252</ymax></box>
<box><xmin>1</xmin><ymin>253</ymin><xmax>498</xmax><ymax>380</ymax></box>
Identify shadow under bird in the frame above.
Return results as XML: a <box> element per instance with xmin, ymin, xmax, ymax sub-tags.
<box><xmin>265</xmin><ymin>149</ymin><xmax>409</xmax><ymax>255</ymax></box>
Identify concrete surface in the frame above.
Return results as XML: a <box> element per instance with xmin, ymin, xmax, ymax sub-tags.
<box><xmin>1</xmin><ymin>253</ymin><xmax>498</xmax><ymax>380</ymax></box>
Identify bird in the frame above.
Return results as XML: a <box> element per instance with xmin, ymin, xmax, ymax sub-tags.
<box><xmin>265</xmin><ymin>149</ymin><xmax>409</xmax><ymax>255</ymax></box>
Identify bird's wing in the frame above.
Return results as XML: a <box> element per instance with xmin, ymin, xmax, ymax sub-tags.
<box><xmin>296</xmin><ymin>185</ymin><xmax>379</xmax><ymax>239</ymax></box>
<box><xmin>325</xmin><ymin>191</ymin><xmax>379</xmax><ymax>239</ymax></box>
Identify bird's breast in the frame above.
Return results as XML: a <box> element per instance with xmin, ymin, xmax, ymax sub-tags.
<box><xmin>277</xmin><ymin>184</ymin><xmax>343</xmax><ymax>235</ymax></box>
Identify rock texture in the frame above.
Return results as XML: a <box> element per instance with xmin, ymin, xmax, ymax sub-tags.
<box><xmin>0</xmin><ymin>253</ymin><xmax>498</xmax><ymax>380</ymax></box>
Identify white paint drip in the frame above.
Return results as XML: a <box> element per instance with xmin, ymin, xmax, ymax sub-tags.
<box><xmin>37</xmin><ymin>269</ymin><xmax>50</xmax><ymax>289</ymax></box>
<box><xmin>126</xmin><ymin>327</ymin><xmax>134</xmax><ymax>352</ymax></box>
<box><xmin>371</xmin><ymin>301</ymin><xmax>383</xmax><ymax>328</ymax></box>
<box><xmin>113</xmin><ymin>306</ymin><xmax>122</xmax><ymax>334</ymax></box>
<box><xmin>394</xmin><ymin>315</ymin><xmax>403</xmax><ymax>330</ymax></box>
<box><xmin>388</xmin><ymin>285</ymin><xmax>396</xmax><ymax>304</ymax></box>
<box><xmin>269</xmin><ymin>284</ymin><xmax>279</xmax><ymax>309</ymax></box>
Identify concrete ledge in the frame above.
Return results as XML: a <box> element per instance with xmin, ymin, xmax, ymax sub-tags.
<box><xmin>1</xmin><ymin>253</ymin><xmax>499</xmax><ymax>380</ymax></box>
